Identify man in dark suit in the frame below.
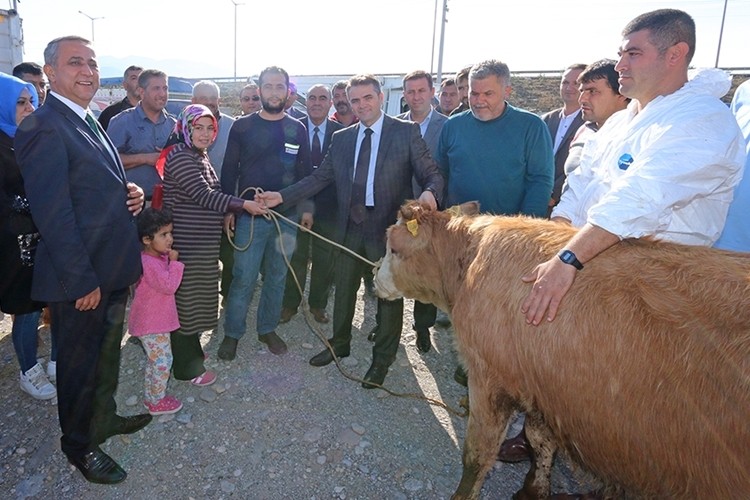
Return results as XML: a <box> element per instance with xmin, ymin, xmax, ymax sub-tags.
<box><xmin>397</xmin><ymin>70</ymin><xmax>448</xmax><ymax>353</ymax></box>
<box><xmin>279</xmin><ymin>84</ymin><xmax>343</xmax><ymax>324</ymax></box>
<box><xmin>541</xmin><ymin>64</ymin><xmax>586</xmax><ymax>213</ymax></box>
<box><xmin>285</xmin><ymin>81</ymin><xmax>308</xmax><ymax>120</ymax></box>
<box><xmin>259</xmin><ymin>74</ymin><xmax>444</xmax><ymax>388</ymax></box>
<box><xmin>15</xmin><ymin>35</ymin><xmax>151</xmax><ymax>485</ymax></box>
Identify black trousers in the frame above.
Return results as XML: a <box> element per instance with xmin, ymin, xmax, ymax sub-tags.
<box><xmin>50</xmin><ymin>287</ymin><xmax>128</xmax><ymax>458</ymax></box>
<box><xmin>413</xmin><ymin>300</ymin><xmax>437</xmax><ymax>330</ymax></box>
<box><xmin>282</xmin><ymin>217</ymin><xmax>335</xmax><ymax>311</ymax></box>
<box><xmin>170</xmin><ymin>330</ymin><xmax>207</xmax><ymax>381</ymax></box>
<box><xmin>331</xmin><ymin>222</ymin><xmax>403</xmax><ymax>366</ymax></box>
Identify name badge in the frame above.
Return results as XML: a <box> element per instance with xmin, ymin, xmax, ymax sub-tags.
<box><xmin>285</xmin><ymin>143</ymin><xmax>300</xmax><ymax>155</ymax></box>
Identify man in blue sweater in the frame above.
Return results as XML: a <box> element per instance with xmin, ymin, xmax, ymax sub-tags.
<box><xmin>436</xmin><ymin>59</ymin><xmax>554</xmax><ymax>385</ymax></box>
<box><xmin>437</xmin><ymin>59</ymin><xmax>553</xmax><ymax>218</ymax></box>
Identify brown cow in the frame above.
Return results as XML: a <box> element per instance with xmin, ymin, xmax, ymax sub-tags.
<box><xmin>374</xmin><ymin>201</ymin><xmax>750</xmax><ymax>499</ymax></box>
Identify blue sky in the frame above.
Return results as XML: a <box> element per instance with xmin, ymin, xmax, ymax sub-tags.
<box><xmin>11</xmin><ymin>0</ymin><xmax>750</xmax><ymax>78</ymax></box>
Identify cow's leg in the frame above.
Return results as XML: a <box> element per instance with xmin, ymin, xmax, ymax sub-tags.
<box><xmin>513</xmin><ymin>410</ymin><xmax>556</xmax><ymax>500</ymax></box>
<box><xmin>452</xmin><ymin>381</ymin><xmax>515</xmax><ymax>500</ymax></box>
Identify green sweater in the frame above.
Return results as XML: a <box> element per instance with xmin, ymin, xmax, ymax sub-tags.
<box><xmin>436</xmin><ymin>104</ymin><xmax>553</xmax><ymax>217</ymax></box>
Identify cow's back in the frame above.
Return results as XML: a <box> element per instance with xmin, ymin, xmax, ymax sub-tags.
<box><xmin>451</xmin><ymin>217</ymin><xmax>750</xmax><ymax>497</ymax></box>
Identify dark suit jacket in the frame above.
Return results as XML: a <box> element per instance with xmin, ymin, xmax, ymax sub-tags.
<box><xmin>397</xmin><ymin>110</ymin><xmax>448</xmax><ymax>197</ymax></box>
<box><xmin>542</xmin><ymin>107</ymin><xmax>584</xmax><ymax>204</ymax></box>
<box><xmin>14</xmin><ymin>94</ymin><xmax>142</xmax><ymax>302</ymax></box>
<box><xmin>280</xmin><ymin>114</ymin><xmax>444</xmax><ymax>252</ymax></box>
<box><xmin>396</xmin><ymin>110</ymin><xmax>448</xmax><ymax>155</ymax></box>
<box><xmin>303</xmin><ymin>117</ymin><xmax>343</xmax><ymax>222</ymax></box>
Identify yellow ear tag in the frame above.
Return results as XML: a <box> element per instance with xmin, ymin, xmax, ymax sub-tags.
<box><xmin>446</xmin><ymin>205</ymin><xmax>462</xmax><ymax>217</ymax></box>
<box><xmin>406</xmin><ymin>219</ymin><xmax>419</xmax><ymax>237</ymax></box>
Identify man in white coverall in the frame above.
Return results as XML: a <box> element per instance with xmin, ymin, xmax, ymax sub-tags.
<box><xmin>521</xmin><ymin>8</ymin><xmax>746</xmax><ymax>326</ymax></box>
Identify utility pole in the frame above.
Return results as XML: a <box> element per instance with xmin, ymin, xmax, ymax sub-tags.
<box><xmin>436</xmin><ymin>0</ymin><xmax>448</xmax><ymax>84</ymax></box>
<box><xmin>232</xmin><ymin>0</ymin><xmax>245</xmax><ymax>82</ymax></box>
<box><xmin>430</xmin><ymin>0</ymin><xmax>438</xmax><ymax>73</ymax></box>
<box><xmin>715</xmin><ymin>0</ymin><xmax>729</xmax><ymax>67</ymax></box>
<box><xmin>78</xmin><ymin>10</ymin><xmax>104</xmax><ymax>43</ymax></box>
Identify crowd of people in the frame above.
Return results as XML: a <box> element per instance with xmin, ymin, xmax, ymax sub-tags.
<box><xmin>0</xmin><ymin>7</ymin><xmax>747</xmax><ymax>491</ymax></box>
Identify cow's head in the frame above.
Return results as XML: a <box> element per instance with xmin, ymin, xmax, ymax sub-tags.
<box><xmin>374</xmin><ymin>200</ymin><xmax>479</xmax><ymax>308</ymax></box>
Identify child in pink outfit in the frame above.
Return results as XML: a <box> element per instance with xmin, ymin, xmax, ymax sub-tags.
<box><xmin>128</xmin><ymin>208</ymin><xmax>185</xmax><ymax>416</ymax></box>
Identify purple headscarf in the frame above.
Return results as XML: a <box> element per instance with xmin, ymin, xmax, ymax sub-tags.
<box><xmin>170</xmin><ymin>104</ymin><xmax>218</xmax><ymax>149</ymax></box>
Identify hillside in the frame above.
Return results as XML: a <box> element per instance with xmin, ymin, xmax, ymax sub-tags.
<box><xmin>508</xmin><ymin>73</ymin><xmax>748</xmax><ymax>114</ymax></box>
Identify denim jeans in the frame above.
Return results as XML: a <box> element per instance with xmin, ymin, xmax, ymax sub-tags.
<box><xmin>12</xmin><ymin>310</ymin><xmax>57</xmax><ymax>373</ymax></box>
<box><xmin>223</xmin><ymin>214</ymin><xmax>297</xmax><ymax>339</ymax></box>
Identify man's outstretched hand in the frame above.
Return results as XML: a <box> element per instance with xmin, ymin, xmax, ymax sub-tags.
<box><xmin>256</xmin><ymin>191</ymin><xmax>283</xmax><ymax>209</ymax></box>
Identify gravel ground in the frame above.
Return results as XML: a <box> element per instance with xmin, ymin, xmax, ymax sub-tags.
<box><xmin>0</xmin><ymin>283</ymin><xmax>598</xmax><ymax>499</ymax></box>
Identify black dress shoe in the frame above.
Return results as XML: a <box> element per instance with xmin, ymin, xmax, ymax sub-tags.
<box><xmin>96</xmin><ymin>414</ymin><xmax>152</xmax><ymax>444</ymax></box>
<box><xmin>309</xmin><ymin>347</ymin><xmax>349</xmax><ymax>367</ymax></box>
<box><xmin>217</xmin><ymin>336</ymin><xmax>238</xmax><ymax>361</ymax></box>
<box><xmin>415</xmin><ymin>328</ymin><xmax>432</xmax><ymax>353</ymax></box>
<box><xmin>362</xmin><ymin>363</ymin><xmax>389</xmax><ymax>389</ymax></box>
<box><xmin>68</xmin><ymin>447</ymin><xmax>127</xmax><ymax>484</ymax></box>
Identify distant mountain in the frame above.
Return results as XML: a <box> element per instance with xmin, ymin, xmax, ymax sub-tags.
<box><xmin>98</xmin><ymin>55</ymin><xmax>229</xmax><ymax>80</ymax></box>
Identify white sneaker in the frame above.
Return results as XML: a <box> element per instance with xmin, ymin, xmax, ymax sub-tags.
<box><xmin>47</xmin><ymin>360</ymin><xmax>57</xmax><ymax>384</ymax></box>
<box><xmin>20</xmin><ymin>363</ymin><xmax>57</xmax><ymax>400</ymax></box>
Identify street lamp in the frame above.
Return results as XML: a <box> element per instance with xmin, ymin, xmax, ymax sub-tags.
<box><xmin>436</xmin><ymin>0</ymin><xmax>448</xmax><ymax>84</ymax></box>
<box><xmin>78</xmin><ymin>10</ymin><xmax>104</xmax><ymax>43</ymax></box>
<box><xmin>715</xmin><ymin>0</ymin><xmax>729</xmax><ymax>67</ymax></box>
<box><xmin>231</xmin><ymin>0</ymin><xmax>245</xmax><ymax>82</ymax></box>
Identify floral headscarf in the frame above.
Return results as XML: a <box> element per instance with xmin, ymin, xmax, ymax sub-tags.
<box><xmin>0</xmin><ymin>72</ymin><xmax>38</xmax><ymax>138</ymax></box>
<box><xmin>170</xmin><ymin>104</ymin><xmax>218</xmax><ymax>149</ymax></box>
<box><xmin>157</xmin><ymin>104</ymin><xmax>218</xmax><ymax>177</ymax></box>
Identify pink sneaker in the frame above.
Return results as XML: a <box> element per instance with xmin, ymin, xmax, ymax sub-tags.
<box><xmin>190</xmin><ymin>370</ymin><xmax>216</xmax><ymax>387</ymax></box>
<box><xmin>144</xmin><ymin>395</ymin><xmax>183</xmax><ymax>415</ymax></box>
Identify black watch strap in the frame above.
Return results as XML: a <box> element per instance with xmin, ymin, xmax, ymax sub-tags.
<box><xmin>558</xmin><ymin>249</ymin><xmax>584</xmax><ymax>270</ymax></box>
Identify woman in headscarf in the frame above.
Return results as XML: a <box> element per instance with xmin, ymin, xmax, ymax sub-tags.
<box><xmin>0</xmin><ymin>72</ymin><xmax>57</xmax><ymax>400</ymax></box>
<box><xmin>161</xmin><ymin>104</ymin><xmax>265</xmax><ymax>386</ymax></box>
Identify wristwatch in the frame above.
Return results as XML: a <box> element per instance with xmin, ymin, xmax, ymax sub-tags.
<box><xmin>558</xmin><ymin>249</ymin><xmax>584</xmax><ymax>270</ymax></box>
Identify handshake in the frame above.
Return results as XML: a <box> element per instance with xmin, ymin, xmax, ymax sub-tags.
<box><xmin>254</xmin><ymin>191</ymin><xmax>283</xmax><ymax>209</ymax></box>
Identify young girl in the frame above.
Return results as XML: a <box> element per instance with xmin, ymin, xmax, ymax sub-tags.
<box><xmin>128</xmin><ymin>208</ymin><xmax>184</xmax><ymax>415</ymax></box>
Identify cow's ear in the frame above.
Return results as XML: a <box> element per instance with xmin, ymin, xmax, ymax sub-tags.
<box><xmin>460</xmin><ymin>201</ymin><xmax>480</xmax><ymax>216</ymax></box>
<box><xmin>400</xmin><ymin>200</ymin><xmax>422</xmax><ymax>221</ymax></box>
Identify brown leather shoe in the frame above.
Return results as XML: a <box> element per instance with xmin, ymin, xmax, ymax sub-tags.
<box><xmin>279</xmin><ymin>307</ymin><xmax>296</xmax><ymax>324</ymax></box>
<box><xmin>258</xmin><ymin>331</ymin><xmax>288</xmax><ymax>355</ymax></box>
<box><xmin>310</xmin><ymin>308</ymin><xmax>329</xmax><ymax>324</ymax></box>
<box><xmin>497</xmin><ymin>430</ymin><xmax>531</xmax><ymax>463</ymax></box>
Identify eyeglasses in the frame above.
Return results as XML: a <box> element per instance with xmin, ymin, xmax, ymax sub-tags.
<box><xmin>241</xmin><ymin>96</ymin><xmax>260</xmax><ymax>102</ymax></box>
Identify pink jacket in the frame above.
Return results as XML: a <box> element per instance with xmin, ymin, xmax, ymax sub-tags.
<box><xmin>127</xmin><ymin>252</ymin><xmax>184</xmax><ymax>336</ymax></box>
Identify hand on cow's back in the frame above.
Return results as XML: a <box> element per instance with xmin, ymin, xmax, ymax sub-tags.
<box><xmin>520</xmin><ymin>257</ymin><xmax>577</xmax><ymax>325</ymax></box>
